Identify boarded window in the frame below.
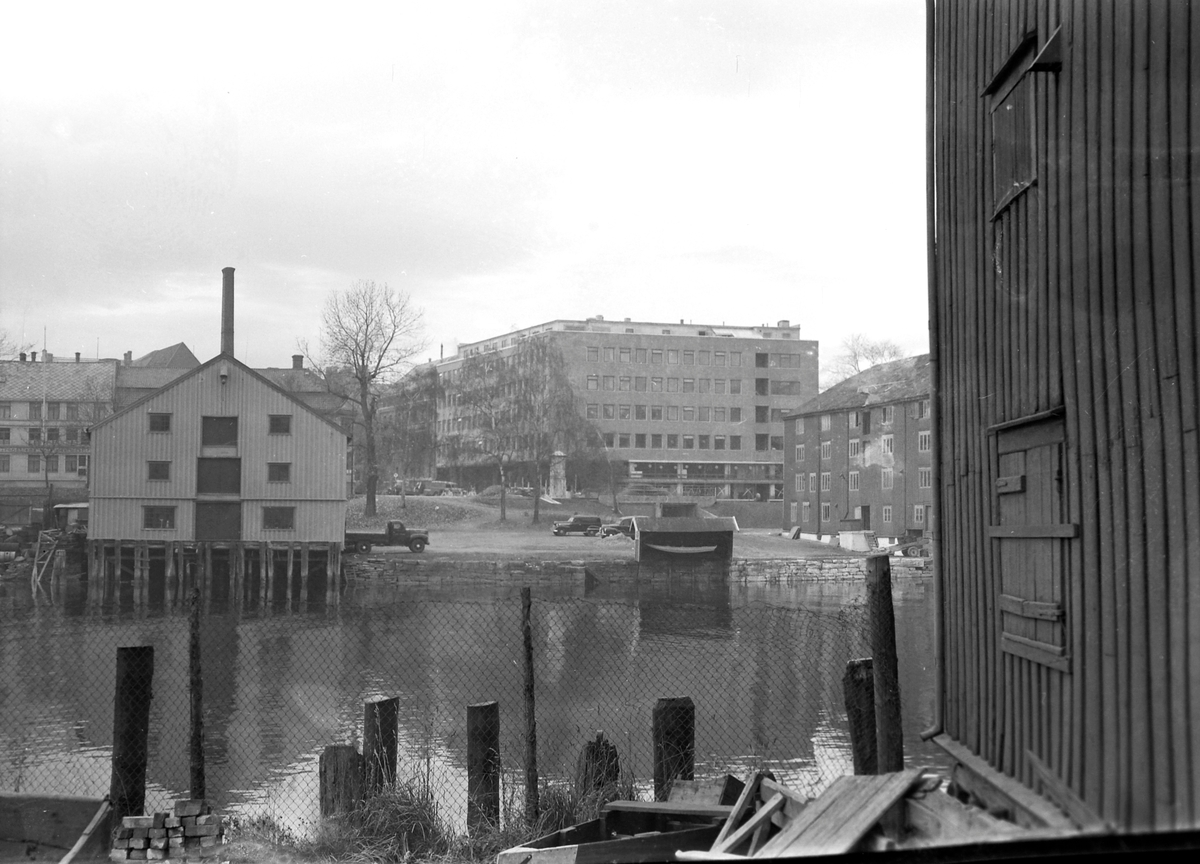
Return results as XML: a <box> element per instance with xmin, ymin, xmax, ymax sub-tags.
<box><xmin>268</xmin><ymin>462</ymin><xmax>291</xmax><ymax>483</ymax></box>
<box><xmin>149</xmin><ymin>413</ymin><xmax>171</xmax><ymax>432</ymax></box>
<box><xmin>197</xmin><ymin>458</ymin><xmax>241</xmax><ymax>494</ymax></box>
<box><xmin>144</xmin><ymin>506</ymin><xmax>176</xmax><ymax>529</ymax></box>
<box><xmin>263</xmin><ymin>507</ymin><xmax>295</xmax><ymax>530</ymax></box>
<box><xmin>269</xmin><ymin>415</ymin><xmax>292</xmax><ymax>434</ymax></box>
<box><xmin>148</xmin><ymin>461</ymin><xmax>170</xmax><ymax>481</ymax></box>
<box><xmin>202</xmin><ymin>416</ymin><xmax>238</xmax><ymax>445</ymax></box>
<box><xmin>987</xmin><ymin>36</ymin><xmax>1037</xmax><ymax>216</ymax></box>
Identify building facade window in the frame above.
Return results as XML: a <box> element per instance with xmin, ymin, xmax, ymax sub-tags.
<box><xmin>803</xmin><ymin>501</ymin><xmax>811</xmax><ymax>523</ymax></box>
<box><xmin>919</xmin><ymin>467</ymin><xmax>932</xmax><ymax>488</ymax></box>
<box><xmin>914</xmin><ymin>505</ymin><xmax>926</xmax><ymax>525</ymax></box>
<box><xmin>820</xmin><ymin>441</ymin><xmax>831</xmax><ymax>460</ymax></box>
<box><xmin>603</xmin><ymin>376</ymin><xmax>615</xmax><ymax>390</ymax></box>
<box><xmin>730</xmin><ymin>379</ymin><xmax>741</xmax><ymax>395</ymax></box>
<box><xmin>148</xmin><ymin>461</ymin><xmax>171</xmax><ymax>481</ymax></box>
<box><xmin>820</xmin><ymin>414</ymin><xmax>831</xmax><ymax>431</ymax></box>
<box><xmin>883</xmin><ymin>405</ymin><xmax>894</xmax><ymax>424</ymax></box>
<box><xmin>0</xmin><ymin>455</ymin><xmax>9</xmax><ymax>472</ymax></box>
<box><xmin>882</xmin><ymin>505</ymin><xmax>893</xmax><ymax>523</ymax></box>
<box><xmin>730</xmin><ymin>435</ymin><xmax>741</xmax><ymax>450</ymax></box>
<box><xmin>603</xmin><ymin>404</ymin><xmax>615</xmax><ymax>419</ymax></box>
<box><xmin>821</xmin><ymin>502</ymin><xmax>831</xmax><ymax>522</ymax></box>
<box><xmin>730</xmin><ymin>407</ymin><xmax>741</xmax><ymax>422</ymax></box>
<box><xmin>269</xmin><ymin>415</ymin><xmax>292</xmax><ymax>434</ymax></box>
<box><xmin>586</xmin><ymin>403</ymin><xmax>598</xmax><ymax>419</ymax></box>
<box><xmin>917</xmin><ymin>399</ymin><xmax>930</xmax><ymax>419</ymax></box>
<box><xmin>269</xmin><ymin>462</ymin><xmax>292</xmax><ymax>482</ymax></box>
<box><xmin>149</xmin><ymin>413</ymin><xmax>172</xmax><ymax>432</ymax></box>
<box><xmin>46</xmin><ymin>455</ymin><xmax>58</xmax><ymax>473</ymax></box>
<box><xmin>820</xmin><ymin>472</ymin><xmax>831</xmax><ymax>492</ymax></box>
<box><xmin>919</xmin><ymin>431</ymin><xmax>932</xmax><ymax>452</ymax></box>
<box><xmin>882</xmin><ymin>435</ymin><xmax>894</xmax><ymax>454</ymax></box>
<box><xmin>635</xmin><ymin>405</ymin><xmax>647</xmax><ymax>420</ymax></box>
<box><xmin>796</xmin><ymin>444</ymin><xmax>805</xmax><ymax>462</ymax></box>
<box><xmin>635</xmin><ymin>434</ymin><xmax>646</xmax><ymax>448</ymax></box>
<box><xmin>143</xmin><ymin>506</ymin><xmax>176</xmax><ymax>529</ymax></box>
<box><xmin>28</xmin><ymin>402</ymin><xmax>42</xmax><ymax>420</ymax></box>
<box><xmin>794</xmin><ymin>417</ymin><xmax>804</xmax><ymax>434</ymax></box>
<box><xmin>849</xmin><ymin>471</ymin><xmax>860</xmax><ymax>491</ymax></box>
<box><xmin>797</xmin><ymin>473</ymin><xmax>806</xmax><ymax>492</ymax></box>
<box><xmin>587</xmin><ymin>346</ymin><xmax>599</xmax><ymax>362</ymax></box>
<box><xmin>27</xmin><ymin>455</ymin><xmax>40</xmax><ymax>473</ymax></box>
<box><xmin>618</xmin><ymin>376</ymin><xmax>631</xmax><ymax>391</ymax></box>
<box><xmin>263</xmin><ymin>507</ymin><xmax>295</xmax><ymax>530</ymax></box>
<box><xmin>0</xmin><ymin>402</ymin><xmax>10</xmax><ymax>419</ymax></box>
<box><xmin>604</xmin><ymin>347</ymin><xmax>615</xmax><ymax>362</ymax></box>
<box><xmin>882</xmin><ymin>468</ymin><xmax>894</xmax><ymax>489</ymax></box>
<box><xmin>848</xmin><ymin>439</ymin><xmax>860</xmax><ymax>457</ymax></box>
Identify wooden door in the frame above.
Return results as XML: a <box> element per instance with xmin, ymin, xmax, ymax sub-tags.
<box><xmin>196</xmin><ymin>503</ymin><xmax>241</xmax><ymax>541</ymax></box>
<box><xmin>990</xmin><ymin>415</ymin><xmax>1072</xmax><ymax>672</ymax></box>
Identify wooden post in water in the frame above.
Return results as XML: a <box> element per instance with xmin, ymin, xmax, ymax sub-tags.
<box><xmin>319</xmin><ymin>744</ymin><xmax>363</xmax><ymax>816</ymax></box>
<box><xmin>842</xmin><ymin>658</ymin><xmax>878</xmax><ymax>775</ymax></box>
<box><xmin>521</xmin><ymin>587</ymin><xmax>540</xmax><ymax>825</ymax></box>
<box><xmin>363</xmin><ymin>697</ymin><xmax>399</xmax><ymax>795</ymax></box>
<box><xmin>188</xmin><ymin>588</ymin><xmax>206</xmax><ymax>799</ymax></box>
<box><xmin>300</xmin><ymin>543</ymin><xmax>310</xmax><ymax>605</ymax></box>
<box><xmin>866</xmin><ymin>555</ymin><xmax>904</xmax><ymax>773</ymax></box>
<box><xmin>329</xmin><ymin>545</ymin><xmax>341</xmax><ymax>605</ymax></box>
<box><xmin>285</xmin><ymin>545</ymin><xmax>295</xmax><ymax>605</ymax></box>
<box><xmin>466</xmin><ymin>701</ymin><xmax>500</xmax><ymax>831</ymax></box>
<box><xmin>264</xmin><ymin>545</ymin><xmax>274</xmax><ymax>606</ymax></box>
<box><xmin>652</xmin><ymin>697</ymin><xmax>695</xmax><ymax>801</ymax></box>
<box><xmin>110</xmin><ymin>646</ymin><xmax>154</xmax><ymax>824</ymax></box>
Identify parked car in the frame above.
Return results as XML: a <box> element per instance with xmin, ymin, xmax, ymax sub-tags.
<box><xmin>601</xmin><ymin>517</ymin><xmax>637</xmax><ymax>538</ymax></box>
<box><xmin>551</xmin><ymin>515</ymin><xmax>603</xmax><ymax>536</ymax></box>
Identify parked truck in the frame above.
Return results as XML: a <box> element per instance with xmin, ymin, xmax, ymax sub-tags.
<box><xmin>344</xmin><ymin>520</ymin><xmax>429</xmax><ymax>554</ymax></box>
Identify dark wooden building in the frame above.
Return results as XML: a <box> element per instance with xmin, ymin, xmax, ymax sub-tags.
<box><xmin>929</xmin><ymin>0</ymin><xmax>1200</xmax><ymax>832</ymax></box>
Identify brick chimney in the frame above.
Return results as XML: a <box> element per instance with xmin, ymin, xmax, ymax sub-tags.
<box><xmin>123</xmin><ymin>351</ymin><xmax>132</xmax><ymax>366</ymax></box>
<box><xmin>292</xmin><ymin>354</ymin><xmax>304</xmax><ymax>370</ymax></box>
<box><xmin>221</xmin><ymin>267</ymin><xmax>235</xmax><ymax>356</ymax></box>
<box><xmin>19</xmin><ymin>353</ymin><xmax>26</xmax><ymax>362</ymax></box>
<box><xmin>75</xmin><ymin>352</ymin><xmax>81</xmax><ymax>363</ymax></box>
<box><xmin>30</xmin><ymin>351</ymin><xmax>36</xmax><ymax>362</ymax></box>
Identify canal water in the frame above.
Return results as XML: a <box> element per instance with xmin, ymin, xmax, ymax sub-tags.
<box><xmin>0</xmin><ymin>564</ymin><xmax>947</xmax><ymax>835</ymax></box>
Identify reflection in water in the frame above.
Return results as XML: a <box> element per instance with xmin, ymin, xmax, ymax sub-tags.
<box><xmin>0</xmin><ymin>564</ymin><xmax>945</xmax><ymax>833</ymax></box>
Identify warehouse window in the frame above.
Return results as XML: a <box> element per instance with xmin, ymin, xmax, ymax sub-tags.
<box><xmin>148</xmin><ymin>461</ymin><xmax>171</xmax><ymax>481</ymax></box>
<box><xmin>268</xmin><ymin>462</ymin><xmax>292</xmax><ymax>483</ymax></box>
<box><xmin>269</xmin><ymin>415</ymin><xmax>292</xmax><ymax>434</ymax></box>
<box><xmin>263</xmin><ymin>507</ymin><xmax>295</xmax><ymax>530</ymax></box>
<box><xmin>149</xmin><ymin>413</ymin><xmax>172</xmax><ymax>432</ymax></box>
<box><xmin>143</xmin><ymin>506</ymin><xmax>176</xmax><ymax>530</ymax></box>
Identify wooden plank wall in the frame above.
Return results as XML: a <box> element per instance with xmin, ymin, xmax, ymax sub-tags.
<box><xmin>931</xmin><ymin>0</ymin><xmax>1200</xmax><ymax>831</ymax></box>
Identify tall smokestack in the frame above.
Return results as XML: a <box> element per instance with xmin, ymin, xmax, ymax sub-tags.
<box><xmin>221</xmin><ymin>267</ymin><xmax>235</xmax><ymax>356</ymax></box>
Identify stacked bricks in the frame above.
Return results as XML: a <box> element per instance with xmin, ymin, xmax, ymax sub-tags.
<box><xmin>110</xmin><ymin>800</ymin><xmax>225</xmax><ymax>861</ymax></box>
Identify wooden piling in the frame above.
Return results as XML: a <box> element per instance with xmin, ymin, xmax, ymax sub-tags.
<box><xmin>466</xmin><ymin>701</ymin><xmax>500</xmax><ymax>831</ymax></box>
<box><xmin>843</xmin><ymin>658</ymin><xmax>878</xmax><ymax>775</ymax></box>
<box><xmin>264</xmin><ymin>544</ymin><xmax>274</xmax><ymax>605</ymax></box>
<box><xmin>165</xmin><ymin>542</ymin><xmax>177</xmax><ymax>607</ymax></box>
<box><xmin>329</xmin><ymin>544</ymin><xmax>341</xmax><ymax>605</ymax></box>
<box><xmin>300</xmin><ymin>544</ymin><xmax>310</xmax><ymax>604</ymax></box>
<box><xmin>363</xmin><ymin>697</ymin><xmax>399</xmax><ymax>795</ymax></box>
<box><xmin>867</xmin><ymin>555</ymin><xmax>904</xmax><ymax>773</ymax></box>
<box><xmin>319</xmin><ymin>744</ymin><xmax>364</xmax><ymax>817</ymax></box>
<box><xmin>109</xmin><ymin>646</ymin><xmax>155</xmax><ymax>824</ymax></box>
<box><xmin>285</xmin><ymin>546</ymin><xmax>295</xmax><ymax>604</ymax></box>
<box><xmin>188</xmin><ymin>588</ymin><xmax>206</xmax><ymax>800</ymax></box>
<box><xmin>521</xmin><ymin>587</ymin><xmax>540</xmax><ymax>825</ymax></box>
<box><xmin>652</xmin><ymin>697</ymin><xmax>695</xmax><ymax>801</ymax></box>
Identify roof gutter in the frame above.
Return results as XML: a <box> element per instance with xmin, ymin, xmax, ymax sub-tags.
<box><xmin>920</xmin><ymin>0</ymin><xmax>944</xmax><ymax>743</ymax></box>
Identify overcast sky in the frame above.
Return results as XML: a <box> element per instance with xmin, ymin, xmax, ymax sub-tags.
<box><xmin>1</xmin><ymin>1</ymin><xmax>928</xmax><ymax>374</ymax></box>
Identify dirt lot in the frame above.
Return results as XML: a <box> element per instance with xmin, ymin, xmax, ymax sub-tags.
<box><xmin>348</xmin><ymin>494</ymin><xmax>851</xmax><ymax>561</ymax></box>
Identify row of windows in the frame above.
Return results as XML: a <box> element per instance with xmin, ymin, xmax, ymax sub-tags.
<box><xmin>142</xmin><ymin>506</ymin><xmax>296</xmax><ymax>530</ymax></box>
<box><xmin>585</xmin><ymin>375</ymin><xmax>744</xmax><ymax>394</ymax></box>
<box><xmin>794</xmin><ymin>466</ymin><xmax>934</xmax><ymax>493</ymax></box>
<box><xmin>601</xmin><ymin>432</ymin><xmax>743</xmax><ymax>451</ymax></box>
<box><xmin>795</xmin><ymin>400</ymin><xmax>931</xmax><ymax>435</ymax></box>
<box><xmin>586</xmin><ymin>347</ymin><xmax>745</xmax><ymax>367</ymax></box>
<box><xmin>145</xmin><ymin>461</ymin><xmax>292</xmax><ymax>482</ymax></box>
<box><xmin>0</xmin><ymin>401</ymin><xmax>94</xmax><ymax>421</ymax></box>
<box><xmin>800</xmin><ymin>501</ymin><xmax>928</xmax><ymax>525</ymax></box>
<box><xmin>794</xmin><ymin>431</ymin><xmax>931</xmax><ymax>462</ymax></box>
<box><xmin>0</xmin><ymin>454</ymin><xmax>89</xmax><ymax>473</ymax></box>
<box><xmin>0</xmin><ymin>427</ymin><xmax>85</xmax><ymax>444</ymax></box>
<box><xmin>148</xmin><ymin>414</ymin><xmax>292</xmax><ymax>436</ymax></box>
<box><xmin>587</xmin><ymin>403</ymin><xmax>745</xmax><ymax>423</ymax></box>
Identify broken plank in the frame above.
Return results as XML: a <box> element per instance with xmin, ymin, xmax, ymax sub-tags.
<box><xmin>712</xmin><ymin>793</ymin><xmax>785</xmax><ymax>855</ymax></box>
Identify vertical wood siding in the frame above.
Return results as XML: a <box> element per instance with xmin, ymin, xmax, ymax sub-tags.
<box><xmin>91</xmin><ymin>361</ymin><xmax>347</xmax><ymax>542</ymax></box>
<box><xmin>932</xmin><ymin>0</ymin><xmax>1200</xmax><ymax>830</ymax></box>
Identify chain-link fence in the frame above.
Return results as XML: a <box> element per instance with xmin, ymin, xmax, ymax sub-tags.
<box><xmin>0</xmin><ymin>576</ymin><xmax>872</xmax><ymax>838</ymax></box>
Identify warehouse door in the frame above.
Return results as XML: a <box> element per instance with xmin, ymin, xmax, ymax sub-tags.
<box><xmin>195</xmin><ymin>503</ymin><xmax>241</xmax><ymax>540</ymax></box>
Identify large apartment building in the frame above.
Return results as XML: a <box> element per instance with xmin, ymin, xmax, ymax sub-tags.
<box><xmin>782</xmin><ymin>354</ymin><xmax>932</xmax><ymax>543</ymax></box>
<box><xmin>433</xmin><ymin>316</ymin><xmax>819</xmax><ymax>500</ymax></box>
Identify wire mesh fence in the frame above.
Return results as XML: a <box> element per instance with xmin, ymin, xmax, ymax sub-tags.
<box><xmin>0</xmin><ymin>576</ymin><xmax>872</xmax><ymax>837</ymax></box>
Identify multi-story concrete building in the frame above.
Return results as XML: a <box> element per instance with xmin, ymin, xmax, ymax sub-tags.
<box><xmin>0</xmin><ymin>352</ymin><xmax>117</xmax><ymax>500</ymax></box>
<box><xmin>783</xmin><ymin>355</ymin><xmax>932</xmax><ymax>543</ymax></box>
<box><xmin>434</xmin><ymin>316</ymin><xmax>819</xmax><ymax>500</ymax></box>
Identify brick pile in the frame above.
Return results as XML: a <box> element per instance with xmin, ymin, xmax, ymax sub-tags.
<box><xmin>109</xmin><ymin>800</ymin><xmax>224</xmax><ymax>861</ymax></box>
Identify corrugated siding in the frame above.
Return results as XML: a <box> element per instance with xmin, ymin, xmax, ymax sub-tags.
<box><xmin>91</xmin><ymin>362</ymin><xmax>347</xmax><ymax>541</ymax></box>
<box><xmin>932</xmin><ymin>0</ymin><xmax>1200</xmax><ymax>830</ymax></box>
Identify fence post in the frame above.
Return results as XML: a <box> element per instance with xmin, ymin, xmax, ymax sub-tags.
<box><xmin>467</xmin><ymin>701</ymin><xmax>500</xmax><ymax>831</ymax></box>
<box><xmin>842</xmin><ymin>658</ymin><xmax>877</xmax><ymax>775</ymax></box>
<box><xmin>188</xmin><ymin>589</ymin><xmax>206</xmax><ymax>800</ymax></box>
<box><xmin>652</xmin><ymin>697</ymin><xmax>694</xmax><ymax>801</ymax></box>
<box><xmin>521</xmin><ymin>587</ymin><xmax>540</xmax><ymax>825</ymax></box>
<box><xmin>319</xmin><ymin>744</ymin><xmax>364</xmax><ymax>817</ymax></box>
<box><xmin>363</xmin><ymin>697</ymin><xmax>399</xmax><ymax>795</ymax></box>
<box><xmin>109</xmin><ymin>646</ymin><xmax>155</xmax><ymax>825</ymax></box>
<box><xmin>866</xmin><ymin>555</ymin><xmax>904</xmax><ymax>773</ymax></box>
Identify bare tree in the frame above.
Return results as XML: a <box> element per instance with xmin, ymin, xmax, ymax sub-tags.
<box><xmin>302</xmin><ymin>280</ymin><xmax>424</xmax><ymax>517</ymax></box>
<box><xmin>377</xmin><ymin>365</ymin><xmax>440</xmax><ymax>510</ymax></box>
<box><xmin>822</xmin><ymin>334</ymin><xmax>905</xmax><ymax>387</ymax></box>
<box><xmin>449</xmin><ymin>350</ymin><xmax>523</xmax><ymax>521</ymax></box>
<box><xmin>0</xmin><ymin>329</ymin><xmax>32</xmax><ymax>360</ymax></box>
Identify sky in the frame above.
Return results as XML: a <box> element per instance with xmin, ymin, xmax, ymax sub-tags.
<box><xmin>1</xmin><ymin>1</ymin><xmax>929</xmax><ymax>375</ymax></box>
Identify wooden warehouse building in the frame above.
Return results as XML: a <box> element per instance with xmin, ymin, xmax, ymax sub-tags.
<box><xmin>928</xmin><ymin>0</ymin><xmax>1200</xmax><ymax>833</ymax></box>
<box><xmin>86</xmin><ymin>269</ymin><xmax>350</xmax><ymax>602</ymax></box>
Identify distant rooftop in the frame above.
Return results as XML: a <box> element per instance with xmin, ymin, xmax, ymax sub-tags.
<box><xmin>443</xmin><ymin>316</ymin><xmax>806</xmax><ymax>363</ymax></box>
<box><xmin>788</xmin><ymin>354</ymin><xmax>931</xmax><ymax>417</ymax></box>
<box><xmin>132</xmin><ymin>342</ymin><xmax>200</xmax><ymax>369</ymax></box>
<box><xmin>0</xmin><ymin>357</ymin><xmax>117</xmax><ymax>401</ymax></box>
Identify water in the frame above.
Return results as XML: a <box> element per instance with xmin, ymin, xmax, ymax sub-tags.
<box><xmin>0</xmin><ymin>564</ymin><xmax>945</xmax><ymax>834</ymax></box>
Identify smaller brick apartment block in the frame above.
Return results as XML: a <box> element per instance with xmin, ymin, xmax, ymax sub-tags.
<box><xmin>783</xmin><ymin>355</ymin><xmax>932</xmax><ymax>543</ymax></box>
